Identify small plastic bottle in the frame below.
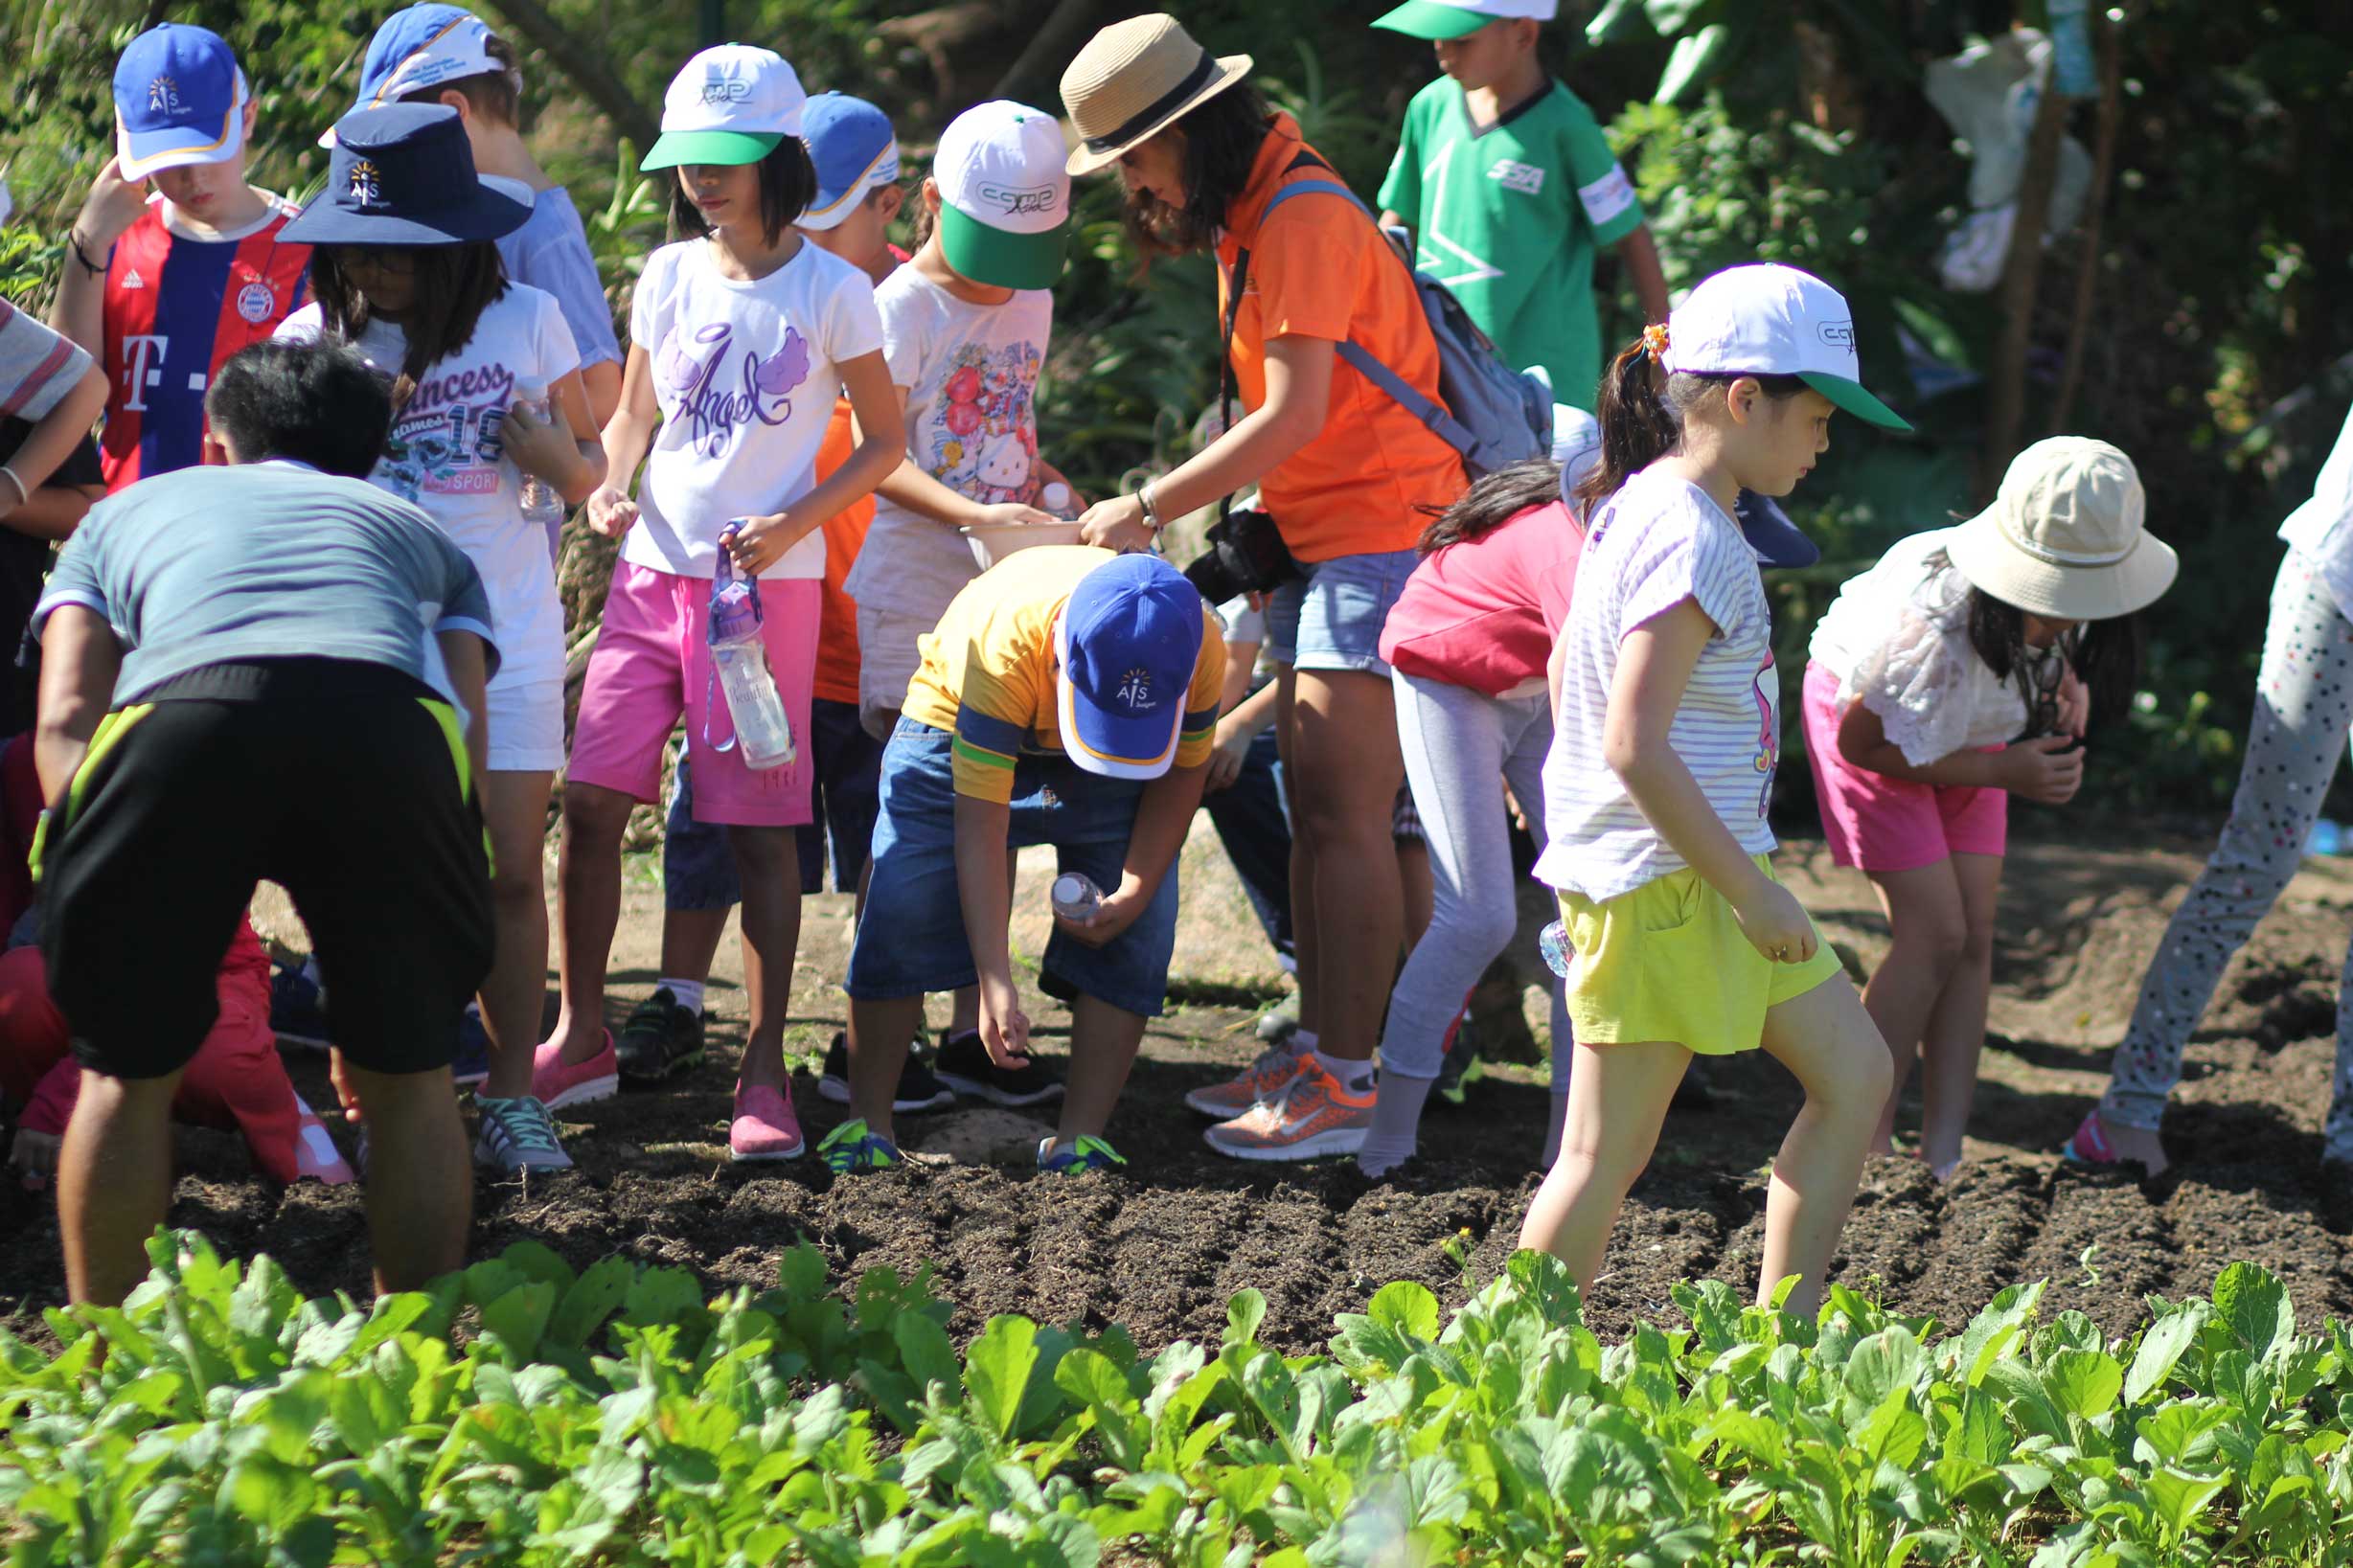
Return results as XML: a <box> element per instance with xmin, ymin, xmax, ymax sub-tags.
<box><xmin>707</xmin><ymin>528</ymin><xmax>797</xmax><ymax>770</ymax></box>
<box><xmin>1051</xmin><ymin>872</ymin><xmax>1104</xmax><ymax>920</ymax></box>
<box><xmin>2310</xmin><ymin>819</ymin><xmax>2344</xmax><ymax>857</ymax></box>
<box><xmin>511</xmin><ymin>394</ymin><xmax>567</xmax><ymax>534</ymax></box>
<box><xmin>1040</xmin><ymin>482</ymin><xmax>1080</xmax><ymax>520</ymax></box>
<box><xmin>1538</xmin><ymin>920</ymin><xmax>1572</xmax><ymax>978</ymax></box>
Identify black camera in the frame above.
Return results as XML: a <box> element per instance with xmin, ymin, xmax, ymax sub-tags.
<box><xmin>1182</xmin><ymin>507</ymin><xmax>1300</xmax><ymax>603</ymax></box>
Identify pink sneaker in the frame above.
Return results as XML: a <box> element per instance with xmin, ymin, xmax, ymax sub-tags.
<box><xmin>730</xmin><ymin>1079</ymin><xmax>804</xmax><ymax>1163</ymax></box>
<box><xmin>532</xmin><ymin>1032</ymin><xmax>618</xmax><ymax>1110</ymax></box>
<box><xmin>291</xmin><ymin>1095</ymin><xmax>355</xmax><ymax>1186</ymax></box>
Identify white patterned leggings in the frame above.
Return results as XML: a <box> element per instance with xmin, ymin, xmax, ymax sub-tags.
<box><xmin>2099</xmin><ymin>549</ymin><xmax>2353</xmax><ymax>1160</ymax></box>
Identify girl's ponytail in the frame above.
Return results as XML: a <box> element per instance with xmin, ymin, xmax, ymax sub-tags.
<box><xmin>1415</xmin><ymin>458</ymin><xmax>1564</xmax><ymax>554</ymax></box>
<box><xmin>1571</xmin><ymin>335</ymin><xmax>1679</xmax><ymax>512</ymax></box>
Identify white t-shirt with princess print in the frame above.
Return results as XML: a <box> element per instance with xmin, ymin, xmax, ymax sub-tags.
<box><xmin>277</xmin><ymin>282</ymin><xmax>580</xmax><ymax>690</ymax></box>
<box><xmin>628</xmin><ymin>236</ymin><xmax>885</xmax><ymax>581</ymax></box>
<box><xmin>843</xmin><ymin>266</ymin><xmax>1052</xmax><ymax>625</ymax></box>
<box><xmin>1537</xmin><ymin>468</ymin><xmax>1782</xmax><ymax>901</ymax></box>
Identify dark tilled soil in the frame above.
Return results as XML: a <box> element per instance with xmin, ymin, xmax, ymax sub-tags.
<box><xmin>8</xmin><ymin>828</ymin><xmax>2353</xmax><ymax>1354</ymax></box>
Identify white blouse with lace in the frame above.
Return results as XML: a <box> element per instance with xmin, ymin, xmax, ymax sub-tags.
<box><xmin>1809</xmin><ymin>527</ymin><xmax>2051</xmax><ymax>767</ymax></box>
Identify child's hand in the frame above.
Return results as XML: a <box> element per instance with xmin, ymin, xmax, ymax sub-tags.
<box><xmin>721</xmin><ymin>516</ymin><xmax>793</xmax><ymax>576</ymax></box>
<box><xmin>329</xmin><ymin>1049</ymin><xmax>366</xmax><ymax>1125</ymax></box>
<box><xmin>1203</xmin><ymin>717</ymin><xmax>1252</xmax><ymax>793</ymax></box>
<box><xmin>2056</xmin><ymin>665</ymin><xmax>2090</xmax><ymax>739</ymax></box>
<box><xmin>8</xmin><ymin>1127</ymin><xmax>59</xmax><ymax>1191</ymax></box>
<box><xmin>971</xmin><ymin>501</ymin><xmax>1059</xmax><ymax>530</ymax></box>
<box><xmin>1730</xmin><ymin>878</ymin><xmax>1817</xmax><ymax>965</ymax></box>
<box><xmin>1055</xmin><ymin>876</ymin><xmax>1149</xmax><ymax>948</ymax></box>
<box><xmin>2001</xmin><ymin>735</ymin><xmax>2085</xmax><ymax>805</ymax></box>
<box><xmin>502</xmin><ymin>398</ymin><xmax>579</xmax><ymax>487</ymax></box>
<box><xmin>73</xmin><ymin>158</ymin><xmax>148</xmax><ymax>249</ymax></box>
<box><xmin>978</xmin><ymin>972</ymin><xmax>1032</xmax><ymax>1068</ymax></box>
<box><xmin>584</xmin><ymin>486</ymin><xmax>638</xmax><ymax>539</ymax></box>
<box><xmin>1078</xmin><ymin>494</ymin><xmax>1154</xmax><ymax>555</ymax></box>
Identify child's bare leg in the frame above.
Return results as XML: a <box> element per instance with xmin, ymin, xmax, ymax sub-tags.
<box><xmin>1916</xmin><ymin>853</ymin><xmax>2000</xmax><ymax>1177</ymax></box>
<box><xmin>1859</xmin><ymin>860</ymin><xmax>1968</xmax><ymax>1153</ymax></box>
<box><xmin>847</xmin><ymin>995</ymin><xmax>925</xmax><ymax>1143</ymax></box>
<box><xmin>57</xmin><ymin>1069</ymin><xmax>180</xmax><ymax>1306</ymax></box>
<box><xmin>1518</xmin><ymin>1038</ymin><xmax>1690</xmax><ymax>1288</ymax></box>
<box><xmin>728</xmin><ymin>825</ymin><xmax>801</xmax><ymax>1089</ymax></box>
<box><xmin>1057</xmin><ymin>993</ymin><xmax>1148</xmax><ymax>1146</ymax></box>
<box><xmin>1757</xmin><ymin>975</ymin><xmax>1893</xmax><ymax>1315</ymax></box>
<box><xmin>477</xmin><ymin>770</ymin><xmax>554</xmax><ymax>1099</ymax></box>
<box><xmin>550</xmin><ymin>782</ymin><xmax>635</xmax><ymax>1062</ymax></box>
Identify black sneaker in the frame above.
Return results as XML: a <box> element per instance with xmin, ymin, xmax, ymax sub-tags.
<box><xmin>615</xmin><ymin>989</ymin><xmax>705</xmax><ymax>1084</ymax></box>
<box><xmin>932</xmin><ymin>1027</ymin><xmax>1064</xmax><ymax>1107</ymax></box>
<box><xmin>817</xmin><ymin>1030</ymin><xmax>955</xmax><ymax>1113</ymax></box>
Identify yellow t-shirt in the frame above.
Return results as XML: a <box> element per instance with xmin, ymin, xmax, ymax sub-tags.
<box><xmin>901</xmin><ymin>546</ymin><xmax>1227</xmax><ymax>804</ymax></box>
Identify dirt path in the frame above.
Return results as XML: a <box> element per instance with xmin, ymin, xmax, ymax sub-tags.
<box><xmin>7</xmin><ymin>823</ymin><xmax>2353</xmax><ymax>1352</ymax></box>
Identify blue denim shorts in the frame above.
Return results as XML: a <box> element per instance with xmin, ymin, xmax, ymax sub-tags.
<box><xmin>844</xmin><ymin>719</ymin><xmax>1181</xmax><ymax>1017</ymax></box>
<box><xmin>662</xmin><ymin>754</ymin><xmax>739</xmax><ymax>913</ymax></box>
<box><xmin>1264</xmin><ymin>546</ymin><xmax>1421</xmax><ymax>674</ymax></box>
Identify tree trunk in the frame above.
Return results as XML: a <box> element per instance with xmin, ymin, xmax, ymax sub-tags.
<box><xmin>486</xmin><ymin>0</ymin><xmax>659</xmax><ymax>152</ymax></box>
<box><xmin>989</xmin><ymin>0</ymin><xmax>1101</xmax><ymax>105</ymax></box>
<box><xmin>2050</xmin><ymin>6</ymin><xmax>2126</xmax><ymax>435</ymax></box>
<box><xmin>1980</xmin><ymin>47</ymin><xmax>2069</xmax><ymax>503</ymax></box>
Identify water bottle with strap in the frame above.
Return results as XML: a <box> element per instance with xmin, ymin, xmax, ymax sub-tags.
<box><xmin>706</xmin><ymin>526</ymin><xmax>797</xmax><ymax>770</ymax></box>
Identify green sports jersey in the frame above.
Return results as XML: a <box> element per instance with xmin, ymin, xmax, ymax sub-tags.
<box><xmin>1377</xmin><ymin>76</ymin><xmax>1644</xmax><ymax>412</ymax></box>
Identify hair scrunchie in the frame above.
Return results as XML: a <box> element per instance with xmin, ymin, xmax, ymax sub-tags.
<box><xmin>1641</xmin><ymin>322</ymin><xmax>1671</xmax><ymax>364</ymax></box>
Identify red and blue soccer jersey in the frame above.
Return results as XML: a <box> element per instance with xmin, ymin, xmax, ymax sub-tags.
<box><xmin>98</xmin><ymin>197</ymin><xmax>310</xmax><ymax>492</ymax></box>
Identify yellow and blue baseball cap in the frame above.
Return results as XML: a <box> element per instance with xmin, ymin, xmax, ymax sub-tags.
<box><xmin>798</xmin><ymin>93</ymin><xmax>899</xmax><ymax>232</ymax></box>
<box><xmin>114</xmin><ymin>23</ymin><xmax>249</xmax><ymax>180</ymax></box>
<box><xmin>1055</xmin><ymin>555</ymin><xmax>1204</xmax><ymax>780</ymax></box>
<box><xmin>319</xmin><ymin>5</ymin><xmax>506</xmax><ymax>146</ymax></box>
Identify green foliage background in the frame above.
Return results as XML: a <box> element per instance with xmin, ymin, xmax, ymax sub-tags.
<box><xmin>6</xmin><ymin>0</ymin><xmax>2352</xmax><ymax>821</ymax></box>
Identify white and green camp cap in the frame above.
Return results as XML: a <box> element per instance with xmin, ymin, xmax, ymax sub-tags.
<box><xmin>642</xmin><ymin>45</ymin><xmax>804</xmax><ymax>170</ymax></box>
<box><xmin>1371</xmin><ymin>0</ymin><xmax>1556</xmax><ymax>40</ymax></box>
<box><xmin>934</xmin><ymin>100</ymin><xmax>1071</xmax><ymax>291</ymax></box>
<box><xmin>1663</xmin><ymin>262</ymin><xmax>1911</xmax><ymax>432</ymax></box>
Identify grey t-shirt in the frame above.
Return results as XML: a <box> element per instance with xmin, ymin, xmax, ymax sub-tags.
<box><xmin>35</xmin><ymin>459</ymin><xmax>498</xmax><ymax>702</ymax></box>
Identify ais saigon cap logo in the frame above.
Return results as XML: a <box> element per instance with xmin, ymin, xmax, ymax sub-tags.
<box><xmin>348</xmin><ymin>158</ymin><xmax>384</xmax><ymax>205</ymax></box>
<box><xmin>1113</xmin><ymin>666</ymin><xmax>1161</xmax><ymax>714</ymax></box>
<box><xmin>148</xmin><ymin>75</ymin><xmax>184</xmax><ymax>114</ymax></box>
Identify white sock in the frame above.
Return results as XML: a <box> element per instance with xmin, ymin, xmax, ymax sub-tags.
<box><xmin>1358</xmin><ymin>1069</ymin><xmax>1434</xmax><ymax>1178</ymax></box>
<box><xmin>656</xmin><ymin>978</ymin><xmax>706</xmax><ymax>1014</ymax></box>
<box><xmin>1288</xmin><ymin>1029</ymin><xmax>1319</xmax><ymax>1057</ymax></box>
<box><xmin>1313</xmin><ymin>1048</ymin><xmax>1374</xmax><ymax>1091</ymax></box>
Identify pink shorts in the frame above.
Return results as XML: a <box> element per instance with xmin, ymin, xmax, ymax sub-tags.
<box><xmin>1801</xmin><ymin>660</ymin><xmax>2007</xmax><ymax>873</ymax></box>
<box><xmin>569</xmin><ymin>561</ymin><xmax>820</xmax><ymax>828</ymax></box>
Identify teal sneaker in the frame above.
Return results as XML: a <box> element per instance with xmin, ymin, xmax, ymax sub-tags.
<box><xmin>817</xmin><ymin>1119</ymin><xmax>902</xmax><ymax>1174</ymax></box>
<box><xmin>1037</xmin><ymin>1134</ymin><xmax>1127</xmax><ymax>1175</ymax></box>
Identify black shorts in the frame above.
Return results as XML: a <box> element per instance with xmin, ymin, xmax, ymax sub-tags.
<box><xmin>39</xmin><ymin>658</ymin><xmax>493</xmax><ymax>1079</ymax></box>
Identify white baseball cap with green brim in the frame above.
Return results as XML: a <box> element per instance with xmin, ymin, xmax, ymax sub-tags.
<box><xmin>934</xmin><ymin>100</ymin><xmax>1071</xmax><ymax>291</ymax></box>
<box><xmin>1371</xmin><ymin>0</ymin><xmax>1556</xmax><ymax>40</ymax></box>
<box><xmin>1662</xmin><ymin>262</ymin><xmax>1912</xmax><ymax>432</ymax></box>
<box><xmin>642</xmin><ymin>44</ymin><xmax>805</xmax><ymax>170</ymax></box>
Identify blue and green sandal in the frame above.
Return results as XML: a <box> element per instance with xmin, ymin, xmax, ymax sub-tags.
<box><xmin>1036</xmin><ymin>1134</ymin><xmax>1127</xmax><ymax>1175</ymax></box>
<box><xmin>817</xmin><ymin>1119</ymin><xmax>902</xmax><ymax>1174</ymax></box>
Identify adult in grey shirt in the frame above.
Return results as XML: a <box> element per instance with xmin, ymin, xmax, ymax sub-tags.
<box><xmin>32</xmin><ymin>338</ymin><xmax>496</xmax><ymax>1307</ymax></box>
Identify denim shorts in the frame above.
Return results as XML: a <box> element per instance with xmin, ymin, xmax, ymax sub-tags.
<box><xmin>1264</xmin><ymin>546</ymin><xmax>1421</xmax><ymax>674</ymax></box>
<box><xmin>844</xmin><ymin>719</ymin><xmax>1181</xmax><ymax>1017</ymax></box>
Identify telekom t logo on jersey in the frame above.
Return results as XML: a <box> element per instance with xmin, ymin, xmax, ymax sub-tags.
<box><xmin>122</xmin><ymin>335</ymin><xmax>170</xmax><ymax>412</ymax></box>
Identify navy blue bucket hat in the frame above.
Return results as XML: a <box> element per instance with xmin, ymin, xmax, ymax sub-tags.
<box><xmin>284</xmin><ymin>103</ymin><xmax>530</xmax><ymax>246</ymax></box>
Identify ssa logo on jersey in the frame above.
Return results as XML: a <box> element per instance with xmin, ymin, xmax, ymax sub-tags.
<box><xmin>1487</xmin><ymin>159</ymin><xmax>1546</xmax><ymax>197</ymax></box>
<box><xmin>147</xmin><ymin>76</ymin><xmax>184</xmax><ymax>115</ymax></box>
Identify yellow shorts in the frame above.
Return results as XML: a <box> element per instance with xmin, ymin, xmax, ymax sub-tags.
<box><xmin>1558</xmin><ymin>855</ymin><xmax>1843</xmax><ymax>1056</ymax></box>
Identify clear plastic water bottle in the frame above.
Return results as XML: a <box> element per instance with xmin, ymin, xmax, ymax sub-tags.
<box><xmin>1051</xmin><ymin>872</ymin><xmax>1104</xmax><ymax>920</ymax></box>
<box><xmin>2309</xmin><ymin>818</ymin><xmax>2344</xmax><ymax>857</ymax></box>
<box><xmin>1040</xmin><ymin>482</ymin><xmax>1080</xmax><ymax>520</ymax></box>
<box><xmin>708</xmin><ymin>527</ymin><xmax>796</xmax><ymax>770</ymax></box>
<box><xmin>1538</xmin><ymin>920</ymin><xmax>1572</xmax><ymax>978</ymax></box>
<box><xmin>511</xmin><ymin>394</ymin><xmax>566</xmax><ymax>559</ymax></box>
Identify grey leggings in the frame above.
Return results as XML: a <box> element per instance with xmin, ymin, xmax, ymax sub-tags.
<box><xmin>2100</xmin><ymin>549</ymin><xmax>2353</xmax><ymax>1160</ymax></box>
<box><xmin>1382</xmin><ymin>670</ymin><xmax>1572</xmax><ymax>1090</ymax></box>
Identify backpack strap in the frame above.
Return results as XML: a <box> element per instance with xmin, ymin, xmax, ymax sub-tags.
<box><xmin>1225</xmin><ymin>156</ymin><xmax>1486</xmax><ymax>465</ymax></box>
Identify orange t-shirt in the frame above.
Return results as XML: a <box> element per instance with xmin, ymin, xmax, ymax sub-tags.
<box><xmin>809</xmin><ymin>245</ymin><xmax>909</xmax><ymax>706</ymax></box>
<box><xmin>1216</xmin><ymin>114</ymin><xmax>1467</xmax><ymax>563</ymax></box>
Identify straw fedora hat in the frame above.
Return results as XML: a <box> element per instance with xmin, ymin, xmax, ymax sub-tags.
<box><xmin>1945</xmin><ymin>437</ymin><xmax>2177</xmax><ymax>620</ymax></box>
<box><xmin>1059</xmin><ymin>14</ymin><xmax>1251</xmax><ymax>177</ymax></box>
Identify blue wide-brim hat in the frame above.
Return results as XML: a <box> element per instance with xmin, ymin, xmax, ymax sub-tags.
<box><xmin>284</xmin><ymin>103</ymin><xmax>530</xmax><ymax>246</ymax></box>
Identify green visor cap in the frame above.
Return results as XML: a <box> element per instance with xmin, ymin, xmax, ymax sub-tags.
<box><xmin>1371</xmin><ymin>1</ymin><xmax>1496</xmax><ymax>38</ymax></box>
<box><xmin>937</xmin><ymin>202</ymin><xmax>1069</xmax><ymax>290</ymax></box>
<box><xmin>641</xmin><ymin>127</ymin><xmax>784</xmax><ymax>170</ymax></box>
<box><xmin>1797</xmin><ymin>371</ymin><xmax>1913</xmax><ymax>433</ymax></box>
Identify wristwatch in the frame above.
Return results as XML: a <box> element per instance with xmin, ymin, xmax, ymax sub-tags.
<box><xmin>1136</xmin><ymin>482</ymin><xmax>1162</xmax><ymax>534</ymax></box>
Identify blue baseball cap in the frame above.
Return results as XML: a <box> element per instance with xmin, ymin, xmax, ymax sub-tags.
<box><xmin>798</xmin><ymin>93</ymin><xmax>899</xmax><ymax>232</ymax></box>
<box><xmin>1055</xmin><ymin>555</ymin><xmax>1206</xmax><ymax>779</ymax></box>
<box><xmin>114</xmin><ymin>24</ymin><xmax>250</xmax><ymax>181</ymax></box>
<box><xmin>283</xmin><ymin>104</ymin><xmax>531</xmax><ymax>246</ymax></box>
<box><xmin>321</xmin><ymin>5</ymin><xmax>507</xmax><ymax>146</ymax></box>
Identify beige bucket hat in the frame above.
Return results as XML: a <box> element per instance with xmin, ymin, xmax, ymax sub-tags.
<box><xmin>1059</xmin><ymin>13</ymin><xmax>1251</xmax><ymax>177</ymax></box>
<box><xmin>1946</xmin><ymin>437</ymin><xmax>2178</xmax><ymax>620</ymax></box>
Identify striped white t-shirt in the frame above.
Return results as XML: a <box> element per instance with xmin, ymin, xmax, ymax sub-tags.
<box><xmin>1535</xmin><ymin>469</ymin><xmax>1780</xmax><ymax>900</ymax></box>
